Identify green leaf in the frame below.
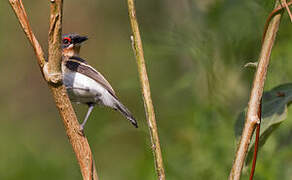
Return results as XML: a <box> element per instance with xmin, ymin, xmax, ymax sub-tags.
<box><xmin>235</xmin><ymin>83</ymin><xmax>292</xmax><ymax>164</ymax></box>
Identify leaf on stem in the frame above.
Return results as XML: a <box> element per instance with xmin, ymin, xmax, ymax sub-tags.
<box><xmin>235</xmin><ymin>83</ymin><xmax>292</xmax><ymax>164</ymax></box>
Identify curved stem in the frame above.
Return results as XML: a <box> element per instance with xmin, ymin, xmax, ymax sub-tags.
<box><xmin>249</xmin><ymin>101</ymin><xmax>261</xmax><ymax>180</ymax></box>
<box><xmin>229</xmin><ymin>1</ymin><xmax>284</xmax><ymax>179</ymax></box>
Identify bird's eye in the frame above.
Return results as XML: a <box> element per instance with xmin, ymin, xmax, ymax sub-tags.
<box><xmin>63</xmin><ymin>37</ymin><xmax>71</xmax><ymax>44</ymax></box>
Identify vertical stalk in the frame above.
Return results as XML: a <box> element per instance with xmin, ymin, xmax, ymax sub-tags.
<box><xmin>127</xmin><ymin>0</ymin><xmax>166</xmax><ymax>179</ymax></box>
<box><xmin>229</xmin><ymin>1</ymin><xmax>284</xmax><ymax>179</ymax></box>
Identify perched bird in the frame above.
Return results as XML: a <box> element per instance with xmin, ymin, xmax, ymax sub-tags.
<box><xmin>61</xmin><ymin>33</ymin><xmax>138</xmax><ymax>129</ymax></box>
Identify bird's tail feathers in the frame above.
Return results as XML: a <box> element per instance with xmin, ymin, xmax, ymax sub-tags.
<box><xmin>114</xmin><ymin>101</ymin><xmax>138</xmax><ymax>128</ymax></box>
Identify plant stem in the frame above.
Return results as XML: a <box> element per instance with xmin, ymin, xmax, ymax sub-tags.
<box><xmin>48</xmin><ymin>0</ymin><xmax>63</xmax><ymax>81</ymax></box>
<box><xmin>127</xmin><ymin>0</ymin><xmax>166</xmax><ymax>179</ymax></box>
<box><xmin>9</xmin><ymin>0</ymin><xmax>98</xmax><ymax>179</ymax></box>
<box><xmin>249</xmin><ymin>101</ymin><xmax>261</xmax><ymax>180</ymax></box>
<box><xmin>229</xmin><ymin>1</ymin><xmax>284</xmax><ymax>179</ymax></box>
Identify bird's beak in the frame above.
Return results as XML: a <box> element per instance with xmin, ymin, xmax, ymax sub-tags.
<box><xmin>74</xmin><ymin>36</ymin><xmax>88</xmax><ymax>44</ymax></box>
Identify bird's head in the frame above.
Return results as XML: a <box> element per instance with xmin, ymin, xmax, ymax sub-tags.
<box><xmin>62</xmin><ymin>33</ymin><xmax>88</xmax><ymax>57</ymax></box>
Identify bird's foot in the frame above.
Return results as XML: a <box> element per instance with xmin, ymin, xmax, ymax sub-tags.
<box><xmin>77</xmin><ymin>125</ymin><xmax>85</xmax><ymax>136</ymax></box>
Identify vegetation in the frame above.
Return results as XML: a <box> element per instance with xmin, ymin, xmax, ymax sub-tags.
<box><xmin>1</xmin><ymin>0</ymin><xmax>292</xmax><ymax>179</ymax></box>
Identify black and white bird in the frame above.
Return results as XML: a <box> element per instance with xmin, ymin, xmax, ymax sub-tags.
<box><xmin>61</xmin><ymin>33</ymin><xmax>138</xmax><ymax>129</ymax></box>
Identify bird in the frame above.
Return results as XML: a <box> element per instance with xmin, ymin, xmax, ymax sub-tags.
<box><xmin>61</xmin><ymin>33</ymin><xmax>138</xmax><ymax>130</ymax></box>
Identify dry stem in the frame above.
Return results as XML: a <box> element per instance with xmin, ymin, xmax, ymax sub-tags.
<box><xmin>229</xmin><ymin>1</ymin><xmax>284</xmax><ymax>179</ymax></box>
<box><xmin>283</xmin><ymin>0</ymin><xmax>292</xmax><ymax>22</ymax></box>
<box><xmin>127</xmin><ymin>0</ymin><xmax>166</xmax><ymax>180</ymax></box>
<box><xmin>249</xmin><ymin>102</ymin><xmax>261</xmax><ymax>180</ymax></box>
<box><xmin>9</xmin><ymin>0</ymin><xmax>98</xmax><ymax>179</ymax></box>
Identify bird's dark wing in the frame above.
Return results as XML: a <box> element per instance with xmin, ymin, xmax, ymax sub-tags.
<box><xmin>70</xmin><ymin>56</ymin><xmax>87</xmax><ymax>63</ymax></box>
<box><xmin>65</xmin><ymin>57</ymin><xmax>117</xmax><ymax>98</ymax></box>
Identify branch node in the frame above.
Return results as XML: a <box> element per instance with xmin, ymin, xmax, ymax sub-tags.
<box><xmin>152</xmin><ymin>144</ymin><xmax>156</xmax><ymax>150</ymax></box>
<box><xmin>130</xmin><ymin>35</ymin><xmax>137</xmax><ymax>57</ymax></box>
<box><xmin>43</xmin><ymin>63</ymin><xmax>62</xmax><ymax>85</ymax></box>
<box><xmin>250</xmin><ymin>115</ymin><xmax>260</xmax><ymax>125</ymax></box>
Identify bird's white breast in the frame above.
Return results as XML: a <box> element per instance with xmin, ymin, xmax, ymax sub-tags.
<box><xmin>63</xmin><ymin>72</ymin><xmax>115</xmax><ymax>107</ymax></box>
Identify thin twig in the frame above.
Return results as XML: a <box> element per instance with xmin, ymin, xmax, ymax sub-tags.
<box><xmin>249</xmin><ymin>101</ymin><xmax>261</xmax><ymax>180</ymax></box>
<box><xmin>249</xmin><ymin>3</ymin><xmax>292</xmax><ymax>177</ymax></box>
<box><xmin>127</xmin><ymin>1</ymin><xmax>166</xmax><ymax>180</ymax></box>
<box><xmin>9</xmin><ymin>0</ymin><xmax>46</xmax><ymax>68</ymax></box>
<box><xmin>283</xmin><ymin>0</ymin><xmax>292</xmax><ymax>22</ymax></box>
<box><xmin>9</xmin><ymin>0</ymin><xmax>98</xmax><ymax>179</ymax></box>
<box><xmin>229</xmin><ymin>1</ymin><xmax>284</xmax><ymax>179</ymax></box>
<box><xmin>262</xmin><ymin>0</ymin><xmax>292</xmax><ymax>44</ymax></box>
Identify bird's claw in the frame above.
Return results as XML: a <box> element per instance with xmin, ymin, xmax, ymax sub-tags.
<box><xmin>78</xmin><ymin>125</ymin><xmax>85</xmax><ymax>136</ymax></box>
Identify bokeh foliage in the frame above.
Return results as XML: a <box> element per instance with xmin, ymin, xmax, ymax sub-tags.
<box><xmin>0</xmin><ymin>0</ymin><xmax>292</xmax><ymax>179</ymax></box>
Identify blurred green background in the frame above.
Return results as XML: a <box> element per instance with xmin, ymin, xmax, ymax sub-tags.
<box><xmin>1</xmin><ymin>0</ymin><xmax>292</xmax><ymax>179</ymax></box>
